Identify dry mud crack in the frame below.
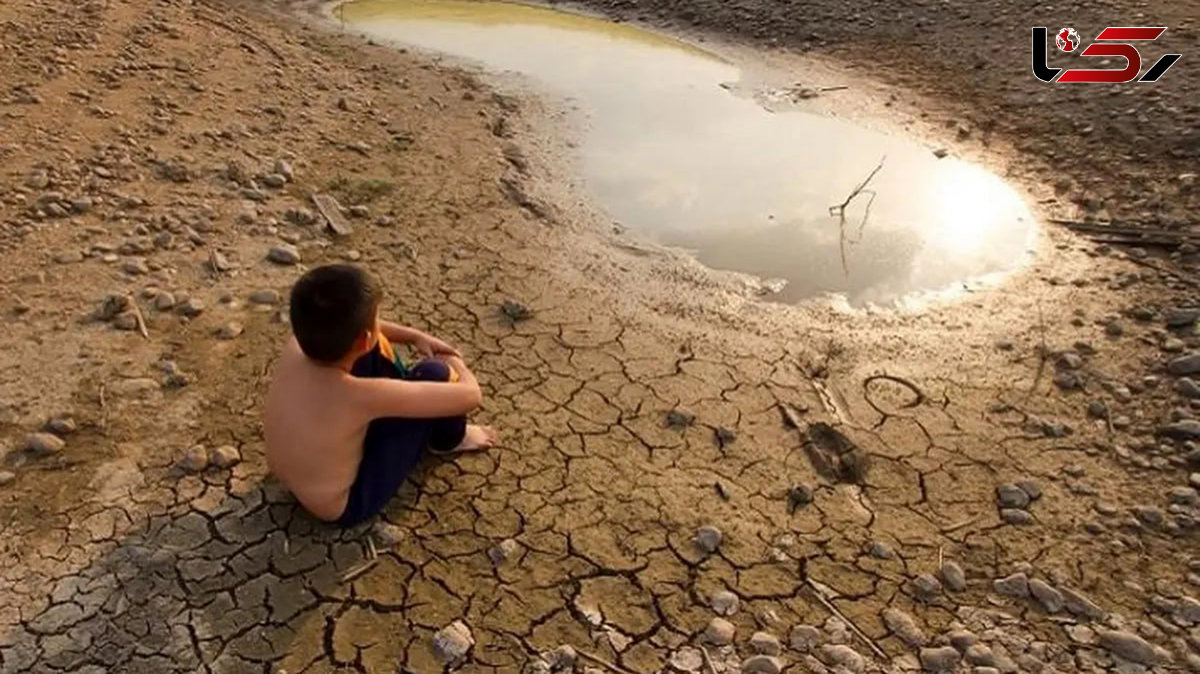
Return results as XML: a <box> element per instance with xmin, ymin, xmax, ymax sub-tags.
<box><xmin>1</xmin><ymin>0</ymin><xmax>1199</xmax><ymax>673</ymax></box>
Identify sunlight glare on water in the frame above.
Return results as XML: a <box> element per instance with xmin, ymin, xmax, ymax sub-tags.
<box><xmin>337</xmin><ymin>0</ymin><xmax>1038</xmax><ymax>306</ymax></box>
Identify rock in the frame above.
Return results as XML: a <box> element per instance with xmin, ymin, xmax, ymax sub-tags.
<box><xmin>790</xmin><ymin>625</ymin><xmax>822</xmax><ymax>651</ymax></box>
<box><xmin>210</xmin><ymin>445</ymin><xmax>241</xmax><ymax>469</ymax></box>
<box><xmin>750</xmin><ymin>631</ymin><xmax>782</xmax><ymax>655</ymax></box>
<box><xmin>947</xmin><ymin>630</ymin><xmax>977</xmax><ymax>651</ymax></box>
<box><xmin>488</xmin><ymin>538</ymin><xmax>521</xmax><ymax>566</ymax></box>
<box><xmin>274</xmin><ymin>158</ymin><xmax>294</xmax><ymax>182</ymax></box>
<box><xmin>710</xmin><ymin>590</ymin><xmax>739</xmax><ymax>616</ymax></box>
<box><xmin>46</xmin><ymin>416</ymin><xmax>76</xmax><ymax>435</ymax></box>
<box><xmin>0</xmin><ymin>471</ymin><xmax>14</xmax><ymax>487</ymax></box>
<box><xmin>1096</xmin><ymin>629</ymin><xmax>1165</xmax><ymax>665</ymax></box>
<box><xmin>1191</xmin><ymin>473</ymin><xmax>1200</xmax><ymax>489</ymax></box>
<box><xmin>267</xmin><ymin>244</ymin><xmax>301</xmax><ymax>265</ymax></box>
<box><xmin>216</xmin><ymin>322</ymin><xmax>244</xmax><ymax>340</ymax></box>
<box><xmin>994</xmin><ymin>572</ymin><xmax>1030</xmax><ymax>598</ymax></box>
<box><xmin>71</xmin><ymin>196</ymin><xmax>93</xmax><ymax>213</ymax></box>
<box><xmin>1165</xmin><ymin>338</ymin><xmax>1187</xmax><ymax>353</ymax></box>
<box><xmin>940</xmin><ymin>561</ymin><xmax>967</xmax><ymax>591</ymax></box>
<box><xmin>1170</xmin><ymin>487</ymin><xmax>1198</xmax><ymax>505</ymax></box>
<box><xmin>177</xmin><ymin>298</ymin><xmax>205</xmax><ymax>318</ymax></box>
<box><xmin>1056</xmin><ymin>352</ymin><xmax>1083</xmax><ymax>370</ymax></box>
<box><xmin>179</xmin><ymin>445</ymin><xmax>209</xmax><ymax>473</ymax></box>
<box><xmin>920</xmin><ymin>647</ymin><xmax>961</xmax><ymax>672</ymax></box>
<box><xmin>349</xmin><ymin>205</ymin><xmax>370</xmax><ymax>219</ymax></box>
<box><xmin>284</xmin><ymin>207</ymin><xmax>317</xmax><ymax>226</ymax></box>
<box><xmin>153</xmin><ymin>292</ymin><xmax>176</xmax><ymax>311</ymax></box>
<box><xmin>821</xmin><ymin>644</ymin><xmax>865</xmax><ymax>673</ymax></box>
<box><xmin>432</xmin><ymin>620</ymin><xmax>474</xmax><ymax>665</ymax></box>
<box><xmin>882</xmin><ymin>608</ymin><xmax>926</xmax><ymax>647</ymax></box>
<box><xmin>867</xmin><ymin>540</ymin><xmax>894</xmax><ymax>559</ymax></box>
<box><xmin>964</xmin><ymin>644</ymin><xmax>995</xmax><ymax>666</ymax></box>
<box><xmin>261</xmin><ymin>173</ymin><xmax>287</xmax><ymax>189</ymax></box>
<box><xmin>371</xmin><ymin>521</ymin><xmax>406</xmax><ymax>547</ymax></box>
<box><xmin>1168</xmin><ymin>354</ymin><xmax>1200</xmax><ymax>376</ymax></box>
<box><xmin>742</xmin><ymin>655</ymin><xmax>783</xmax><ymax>674</ymax></box>
<box><xmin>788</xmin><ymin>484</ymin><xmax>814</xmax><ymax>511</ymax></box>
<box><xmin>112</xmin><ymin>312</ymin><xmax>139</xmax><ymax>331</ymax></box>
<box><xmin>694</xmin><ymin>525</ymin><xmax>722</xmax><ymax>553</ymax></box>
<box><xmin>121</xmin><ymin>258</ymin><xmax>149</xmax><ymax>275</ymax></box>
<box><xmin>1160</xmin><ymin>420</ymin><xmax>1200</xmax><ymax>439</ymax></box>
<box><xmin>25</xmin><ymin>169</ymin><xmax>50</xmax><ymax>189</ymax></box>
<box><xmin>1165</xmin><ymin>307</ymin><xmax>1200</xmax><ymax>328</ymax></box>
<box><xmin>25</xmin><ymin>432</ymin><xmax>65</xmax><ymax>457</ymax></box>
<box><xmin>1017</xmin><ymin>480</ymin><xmax>1042</xmax><ymax>500</ymax></box>
<box><xmin>1029</xmin><ymin>579</ymin><xmax>1064</xmax><ymax>613</ymax></box>
<box><xmin>1133</xmin><ymin>505</ymin><xmax>1165</xmax><ymax>527</ymax></box>
<box><xmin>1105</xmin><ymin>321</ymin><xmax>1124</xmax><ymax>337</ymax></box>
<box><xmin>705</xmin><ymin>617</ymin><xmax>735</xmax><ymax>645</ymax></box>
<box><xmin>249</xmin><ymin>289</ymin><xmax>280</xmax><ymax>305</ymax></box>
<box><xmin>1178</xmin><ymin>378</ymin><xmax>1200</xmax><ymax>398</ymax></box>
<box><xmin>95</xmin><ymin>293</ymin><xmax>130</xmax><ymax>321</ymax></box>
<box><xmin>1062</xmin><ymin>587</ymin><xmax>1106</xmax><ymax>619</ymax></box>
<box><xmin>1000</xmin><ymin>509</ymin><xmax>1034</xmax><ymax>525</ymax></box>
<box><xmin>1177</xmin><ymin>596</ymin><xmax>1200</xmax><ymax>624</ymax></box>
<box><xmin>543</xmin><ymin>645</ymin><xmax>576</xmax><ymax>671</ymax></box>
<box><xmin>669</xmin><ymin>647</ymin><xmax>704</xmax><ymax>672</ymax></box>
<box><xmin>996</xmin><ymin>483</ymin><xmax>1031</xmax><ymax>509</ymax></box>
<box><xmin>912</xmin><ymin>573</ymin><xmax>943</xmax><ymax>601</ymax></box>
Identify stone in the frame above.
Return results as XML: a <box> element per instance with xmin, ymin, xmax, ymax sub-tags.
<box><xmin>372</xmin><ymin>521</ymin><xmax>406</xmax><ymax>547</ymax></box>
<box><xmin>179</xmin><ymin>445</ymin><xmax>209</xmax><ymax>472</ymax></box>
<box><xmin>920</xmin><ymin>646</ymin><xmax>961</xmax><ymax>672</ymax></box>
<box><xmin>1170</xmin><ymin>487</ymin><xmax>1198</xmax><ymax>505</ymax></box>
<box><xmin>112</xmin><ymin>312</ymin><xmax>139</xmax><ymax>331</ymax></box>
<box><xmin>789</xmin><ymin>484</ymin><xmax>814</xmax><ymax>511</ymax></box>
<box><xmin>1096</xmin><ymin>629</ymin><xmax>1165</xmax><ymax>665</ymax></box>
<box><xmin>46</xmin><ymin>415</ymin><xmax>76</xmax><ymax>435</ymax></box>
<box><xmin>790</xmin><ymin>625</ymin><xmax>822</xmax><ymax>651</ymax></box>
<box><xmin>275</xmin><ymin>158</ymin><xmax>295</xmax><ymax>182</ymax></box>
<box><xmin>267</xmin><ymin>244</ymin><xmax>301</xmax><ymax>265</ymax></box>
<box><xmin>964</xmin><ymin>644</ymin><xmax>995</xmax><ymax>666</ymax></box>
<box><xmin>940</xmin><ymin>561</ymin><xmax>967</xmax><ymax>591</ymax></box>
<box><xmin>1105</xmin><ymin>321</ymin><xmax>1124</xmax><ymax>337</ymax></box>
<box><xmin>432</xmin><ymin>620</ymin><xmax>474</xmax><ymax>665</ymax></box>
<box><xmin>996</xmin><ymin>484</ymin><xmax>1031</xmax><ymax>509</ymax></box>
<box><xmin>882</xmin><ymin>608</ymin><xmax>926</xmax><ymax>647</ymax></box>
<box><xmin>543</xmin><ymin>645</ymin><xmax>576</xmax><ymax>671</ymax></box>
<box><xmin>705</xmin><ymin>617</ymin><xmax>735</xmax><ymax>645</ymax></box>
<box><xmin>349</xmin><ymin>205</ymin><xmax>370</xmax><ymax>218</ymax></box>
<box><xmin>1029</xmin><ymin>578</ymin><xmax>1064</xmax><ymax>613</ymax></box>
<box><xmin>1062</xmin><ymin>587</ymin><xmax>1106</xmax><ymax>619</ymax></box>
<box><xmin>1016</xmin><ymin>480</ymin><xmax>1042</xmax><ymax>500</ymax></box>
<box><xmin>1177</xmin><ymin>596</ymin><xmax>1200</xmax><ymax>624</ymax></box>
<box><xmin>25</xmin><ymin>432</ymin><xmax>65</xmax><ymax>457</ymax></box>
<box><xmin>216</xmin><ymin>322</ymin><xmax>244</xmax><ymax>340</ymax></box>
<box><xmin>1178</xmin><ymin>379</ymin><xmax>1200</xmax><ymax>398</ymax></box>
<box><xmin>153</xmin><ymin>292</ymin><xmax>176</xmax><ymax>311</ymax></box>
<box><xmin>1133</xmin><ymin>505</ymin><xmax>1165</xmax><ymax>527</ymax></box>
<box><xmin>710</xmin><ymin>590</ymin><xmax>739</xmax><ymax>616</ymax></box>
<box><xmin>669</xmin><ymin>647</ymin><xmax>703</xmax><ymax>672</ymax></box>
<box><xmin>284</xmin><ymin>207</ymin><xmax>317</xmax><ymax>226</ymax></box>
<box><xmin>1165</xmin><ymin>338</ymin><xmax>1188</xmax><ymax>353</ymax></box>
<box><xmin>177</xmin><ymin>298</ymin><xmax>205</xmax><ymax>318</ymax></box>
<box><xmin>912</xmin><ymin>573</ymin><xmax>943</xmax><ymax>601</ymax></box>
<box><xmin>488</xmin><ymin>538</ymin><xmax>521</xmax><ymax>566</ymax></box>
<box><xmin>1160</xmin><ymin>420</ymin><xmax>1200</xmax><ymax>439</ymax></box>
<box><xmin>867</xmin><ymin>540</ymin><xmax>894</xmax><ymax>559</ymax></box>
<box><xmin>1168</xmin><ymin>354</ymin><xmax>1200</xmax><ymax>376</ymax></box>
<box><xmin>742</xmin><ymin>655</ymin><xmax>783</xmax><ymax>674</ymax></box>
<box><xmin>1165</xmin><ymin>307</ymin><xmax>1200</xmax><ymax>328</ymax></box>
<box><xmin>1191</xmin><ymin>473</ymin><xmax>1200</xmax><ymax>489</ymax></box>
<box><xmin>821</xmin><ymin>644</ymin><xmax>865</xmax><ymax>673</ymax></box>
<box><xmin>1000</xmin><ymin>509</ymin><xmax>1034</xmax><ymax>525</ymax></box>
<box><xmin>994</xmin><ymin>572</ymin><xmax>1030</xmax><ymax>598</ymax></box>
<box><xmin>249</xmin><ymin>289</ymin><xmax>280</xmax><ymax>305</ymax></box>
<box><xmin>750</xmin><ymin>631</ymin><xmax>782</xmax><ymax>655</ymax></box>
<box><xmin>210</xmin><ymin>445</ymin><xmax>241</xmax><ymax>469</ymax></box>
<box><xmin>1056</xmin><ymin>352</ymin><xmax>1083</xmax><ymax>370</ymax></box>
<box><xmin>694</xmin><ymin>525</ymin><xmax>722</xmax><ymax>553</ymax></box>
<box><xmin>121</xmin><ymin>258</ymin><xmax>149</xmax><ymax>275</ymax></box>
<box><xmin>947</xmin><ymin>630</ymin><xmax>977</xmax><ymax>651</ymax></box>
<box><xmin>261</xmin><ymin>173</ymin><xmax>287</xmax><ymax>189</ymax></box>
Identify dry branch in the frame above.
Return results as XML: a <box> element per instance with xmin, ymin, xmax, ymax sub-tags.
<box><xmin>828</xmin><ymin>156</ymin><xmax>886</xmax><ymax>275</ymax></box>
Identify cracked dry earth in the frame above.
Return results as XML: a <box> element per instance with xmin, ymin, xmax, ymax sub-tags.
<box><xmin>2</xmin><ymin>0</ymin><xmax>1200</xmax><ymax>673</ymax></box>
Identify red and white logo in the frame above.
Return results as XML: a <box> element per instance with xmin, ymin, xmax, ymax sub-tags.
<box><xmin>1055</xmin><ymin>27</ymin><xmax>1080</xmax><ymax>52</ymax></box>
<box><xmin>1033</xmin><ymin>26</ymin><xmax>1182</xmax><ymax>83</ymax></box>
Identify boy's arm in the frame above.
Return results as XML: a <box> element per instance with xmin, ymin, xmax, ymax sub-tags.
<box><xmin>359</xmin><ymin>375</ymin><xmax>482</xmax><ymax>419</ymax></box>
<box><xmin>379</xmin><ymin>320</ymin><xmax>460</xmax><ymax>357</ymax></box>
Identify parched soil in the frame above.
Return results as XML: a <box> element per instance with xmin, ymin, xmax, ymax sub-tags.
<box><xmin>0</xmin><ymin>0</ymin><xmax>1198</xmax><ymax>673</ymax></box>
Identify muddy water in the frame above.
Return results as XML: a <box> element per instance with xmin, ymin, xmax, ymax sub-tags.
<box><xmin>336</xmin><ymin>0</ymin><xmax>1038</xmax><ymax>306</ymax></box>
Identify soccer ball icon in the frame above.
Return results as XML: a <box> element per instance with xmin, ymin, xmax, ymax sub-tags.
<box><xmin>1056</xmin><ymin>27</ymin><xmax>1080</xmax><ymax>52</ymax></box>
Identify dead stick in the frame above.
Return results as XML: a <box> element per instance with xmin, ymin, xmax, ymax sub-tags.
<box><xmin>193</xmin><ymin>7</ymin><xmax>284</xmax><ymax>62</ymax></box>
<box><xmin>98</xmin><ymin>383</ymin><xmax>108</xmax><ymax>431</ymax></box>
<box><xmin>338</xmin><ymin>558</ymin><xmax>378</xmax><ymax>584</ymax></box>
<box><xmin>828</xmin><ymin>156</ymin><xmax>886</xmax><ymax>275</ymax></box>
<box><xmin>941</xmin><ymin>515</ymin><xmax>978</xmax><ymax>533</ymax></box>
<box><xmin>577</xmin><ymin>649</ymin><xmax>639</xmax><ymax>674</ymax></box>
<box><xmin>366</xmin><ymin>537</ymin><xmax>378</xmax><ymax>560</ymax></box>
<box><xmin>698</xmin><ymin>644</ymin><xmax>718</xmax><ymax>674</ymax></box>
<box><xmin>130</xmin><ymin>299</ymin><xmax>149</xmax><ymax>340</ymax></box>
<box><xmin>805</xmin><ymin>578</ymin><xmax>886</xmax><ymax>659</ymax></box>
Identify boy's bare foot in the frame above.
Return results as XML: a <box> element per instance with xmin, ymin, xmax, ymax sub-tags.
<box><xmin>431</xmin><ymin>425</ymin><xmax>497</xmax><ymax>455</ymax></box>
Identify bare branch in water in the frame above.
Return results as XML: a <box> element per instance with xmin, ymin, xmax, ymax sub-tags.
<box><xmin>828</xmin><ymin>156</ymin><xmax>886</xmax><ymax>275</ymax></box>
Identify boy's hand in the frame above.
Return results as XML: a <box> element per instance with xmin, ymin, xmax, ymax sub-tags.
<box><xmin>414</xmin><ymin>334</ymin><xmax>461</xmax><ymax>358</ymax></box>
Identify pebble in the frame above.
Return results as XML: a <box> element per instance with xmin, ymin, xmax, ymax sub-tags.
<box><xmin>996</xmin><ymin>484</ymin><xmax>1031</xmax><ymax>509</ymax></box>
<box><xmin>947</xmin><ymin>630</ymin><xmax>977</xmax><ymax>651</ymax></box>
<box><xmin>694</xmin><ymin>525</ymin><xmax>722</xmax><ymax>553</ymax></box>
<box><xmin>867</xmin><ymin>540</ymin><xmax>894</xmax><ymax>559</ymax></box>
<box><xmin>912</xmin><ymin>573</ymin><xmax>943</xmax><ymax>601</ymax></box>
<box><xmin>994</xmin><ymin>572</ymin><xmax>1030</xmax><ymax>598</ymax></box>
<box><xmin>919</xmin><ymin>646</ymin><xmax>961</xmax><ymax>672</ymax></box>
<box><xmin>1029</xmin><ymin>578</ymin><xmax>1064</xmax><ymax>613</ymax></box>
<box><xmin>349</xmin><ymin>205</ymin><xmax>370</xmax><ymax>218</ymax></box>
<box><xmin>1065</xmin><ymin>624</ymin><xmax>1096</xmax><ymax>644</ymax></box>
<box><xmin>488</xmin><ymin>538</ymin><xmax>521</xmax><ymax>566</ymax></box>
<box><xmin>1160</xmin><ymin>420</ymin><xmax>1200</xmax><ymax>439</ymax></box>
<box><xmin>1168</xmin><ymin>353</ymin><xmax>1200</xmax><ymax>376</ymax></box>
<box><xmin>46</xmin><ymin>415</ymin><xmax>76</xmax><ymax>435</ymax></box>
<box><xmin>940</xmin><ymin>561</ymin><xmax>967</xmax><ymax>591</ymax></box>
<box><xmin>113</xmin><ymin>313</ymin><xmax>139</xmax><ymax>331</ymax></box>
<box><xmin>669</xmin><ymin>647</ymin><xmax>703</xmax><ymax>672</ymax></box>
<box><xmin>964</xmin><ymin>644</ymin><xmax>995</xmax><ymax>666</ymax></box>
<box><xmin>1165</xmin><ymin>338</ymin><xmax>1187</xmax><ymax>353</ymax></box>
<box><xmin>749</xmin><ymin>631</ymin><xmax>782</xmax><ymax>656</ymax></box>
<box><xmin>1017</xmin><ymin>480</ymin><xmax>1042</xmax><ymax>500</ymax></box>
<box><xmin>177</xmin><ymin>298</ymin><xmax>205</xmax><ymax>318</ymax></box>
<box><xmin>1169</xmin><ymin>487</ymin><xmax>1198</xmax><ymax>505</ymax></box>
<box><xmin>0</xmin><ymin>471</ymin><xmax>14</xmax><ymax>487</ymax></box>
<box><xmin>704</xmin><ymin>617</ymin><xmax>735</xmax><ymax>645</ymax></box>
<box><xmin>1062</xmin><ymin>587</ymin><xmax>1106</xmax><ymax>619</ymax></box>
<box><xmin>820</xmin><ymin>644</ymin><xmax>865</xmax><ymax>673</ymax></box>
<box><xmin>543</xmin><ymin>645</ymin><xmax>576</xmax><ymax>671</ymax></box>
<box><xmin>216</xmin><ymin>322</ymin><xmax>244</xmax><ymax>340</ymax></box>
<box><xmin>1000</xmin><ymin>509</ymin><xmax>1034</xmax><ymax>525</ymax></box>
<box><xmin>1105</xmin><ymin>321</ymin><xmax>1125</xmax><ymax>337</ymax></box>
<box><xmin>882</xmin><ymin>608</ymin><xmax>926</xmax><ymax>647</ymax></box>
<box><xmin>371</xmin><ymin>521</ymin><xmax>406</xmax><ymax>547</ymax></box>
<box><xmin>788</xmin><ymin>484</ymin><xmax>814</xmax><ymax>511</ymax></box>
<box><xmin>432</xmin><ymin>620</ymin><xmax>474</xmax><ymax>665</ymax></box>
<box><xmin>25</xmin><ymin>432</ymin><xmax>65</xmax><ymax>456</ymax></box>
<box><xmin>210</xmin><ymin>445</ymin><xmax>241</xmax><ymax>469</ymax></box>
<box><xmin>1165</xmin><ymin>307</ymin><xmax>1200</xmax><ymax>328</ymax></box>
<box><xmin>1177</xmin><ymin>378</ymin><xmax>1200</xmax><ymax>398</ymax></box>
<box><xmin>1190</xmin><ymin>473</ymin><xmax>1200</xmax><ymax>489</ymax></box>
<box><xmin>1057</xmin><ymin>352</ymin><xmax>1083</xmax><ymax>370</ymax></box>
<box><xmin>274</xmin><ymin>158</ymin><xmax>294</xmax><ymax>182</ymax></box>
<box><xmin>742</xmin><ymin>655</ymin><xmax>783</xmax><ymax>674</ymax></box>
<box><xmin>121</xmin><ymin>258</ymin><xmax>149</xmax><ymax>275</ymax></box>
<box><xmin>790</xmin><ymin>625</ymin><xmax>822</xmax><ymax>651</ymax></box>
<box><xmin>249</xmin><ymin>289</ymin><xmax>280</xmax><ymax>305</ymax></box>
<box><xmin>710</xmin><ymin>590</ymin><xmax>739</xmax><ymax>616</ymax></box>
<box><xmin>154</xmin><ymin>292</ymin><xmax>176</xmax><ymax>311</ymax></box>
<box><xmin>1096</xmin><ymin>629</ymin><xmax>1165</xmax><ymax>665</ymax></box>
<box><xmin>179</xmin><ymin>445</ymin><xmax>209</xmax><ymax>473</ymax></box>
<box><xmin>1133</xmin><ymin>505</ymin><xmax>1165</xmax><ymax>528</ymax></box>
<box><xmin>267</xmin><ymin>244</ymin><xmax>301</xmax><ymax>265</ymax></box>
<box><xmin>261</xmin><ymin>173</ymin><xmax>287</xmax><ymax>189</ymax></box>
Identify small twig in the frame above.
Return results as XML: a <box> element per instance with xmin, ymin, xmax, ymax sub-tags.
<box><xmin>937</xmin><ymin>545</ymin><xmax>944</xmax><ymax>570</ymax></box>
<box><xmin>819</xmin><ymin>85</ymin><xmax>850</xmax><ymax>92</ymax></box>
<box><xmin>428</xmin><ymin>96</ymin><xmax>445</xmax><ymax>110</ymax></box>
<box><xmin>577</xmin><ymin>649</ymin><xmax>639</xmax><ymax>674</ymax></box>
<box><xmin>941</xmin><ymin>515</ymin><xmax>978</xmax><ymax>533</ymax></box>
<box><xmin>129</xmin><ymin>299</ymin><xmax>149</xmax><ymax>340</ymax></box>
<box><xmin>338</xmin><ymin>558</ymin><xmax>378</xmax><ymax>584</ymax></box>
<box><xmin>805</xmin><ymin>578</ymin><xmax>887</xmax><ymax>659</ymax></box>
<box><xmin>193</xmin><ymin>6</ymin><xmax>284</xmax><ymax>62</ymax></box>
<box><xmin>98</xmin><ymin>383</ymin><xmax>108</xmax><ymax>431</ymax></box>
<box><xmin>366</xmin><ymin>537</ymin><xmax>378</xmax><ymax>560</ymax></box>
<box><xmin>698</xmin><ymin>644</ymin><xmax>718</xmax><ymax>674</ymax></box>
<box><xmin>1021</xmin><ymin>302</ymin><xmax>1049</xmax><ymax>403</ymax></box>
<box><xmin>828</xmin><ymin>156</ymin><xmax>886</xmax><ymax>275</ymax></box>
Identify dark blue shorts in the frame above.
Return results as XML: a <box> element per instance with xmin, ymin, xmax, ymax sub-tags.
<box><xmin>335</xmin><ymin>346</ymin><xmax>467</xmax><ymax>527</ymax></box>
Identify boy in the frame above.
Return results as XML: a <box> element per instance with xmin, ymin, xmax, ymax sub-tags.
<box><xmin>264</xmin><ymin>264</ymin><xmax>496</xmax><ymax>526</ymax></box>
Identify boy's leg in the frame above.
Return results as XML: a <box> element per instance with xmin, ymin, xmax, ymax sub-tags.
<box><xmin>406</xmin><ymin>360</ymin><xmax>468</xmax><ymax>452</ymax></box>
<box><xmin>337</xmin><ymin>417</ymin><xmax>430</xmax><ymax>527</ymax></box>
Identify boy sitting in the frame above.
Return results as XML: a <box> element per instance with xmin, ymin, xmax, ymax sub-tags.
<box><xmin>264</xmin><ymin>264</ymin><xmax>496</xmax><ymax>526</ymax></box>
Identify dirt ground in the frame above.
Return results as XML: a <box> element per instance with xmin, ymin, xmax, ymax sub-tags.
<box><xmin>0</xmin><ymin>0</ymin><xmax>1198</xmax><ymax>673</ymax></box>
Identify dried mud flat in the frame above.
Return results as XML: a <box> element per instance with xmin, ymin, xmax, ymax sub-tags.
<box><xmin>0</xmin><ymin>1</ymin><xmax>1198</xmax><ymax>674</ymax></box>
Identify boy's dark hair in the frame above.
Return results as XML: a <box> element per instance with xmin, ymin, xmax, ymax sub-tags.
<box><xmin>289</xmin><ymin>264</ymin><xmax>382</xmax><ymax>363</ymax></box>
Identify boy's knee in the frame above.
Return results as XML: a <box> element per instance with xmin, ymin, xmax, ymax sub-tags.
<box><xmin>409</xmin><ymin>359</ymin><xmax>451</xmax><ymax>383</ymax></box>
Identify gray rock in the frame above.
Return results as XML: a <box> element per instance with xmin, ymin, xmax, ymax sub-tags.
<box><xmin>543</xmin><ymin>645</ymin><xmax>576</xmax><ymax>671</ymax></box>
<box><xmin>1056</xmin><ymin>352</ymin><xmax>1084</xmax><ymax>370</ymax></box>
<box><xmin>964</xmin><ymin>644</ymin><xmax>995</xmax><ymax>666</ymax></box>
<box><xmin>284</xmin><ymin>207</ymin><xmax>317</xmax><ymax>226</ymax></box>
<box><xmin>179</xmin><ymin>445</ymin><xmax>209</xmax><ymax>473</ymax></box>
<box><xmin>912</xmin><ymin>573</ymin><xmax>943</xmax><ymax>601</ymax></box>
<box><xmin>1029</xmin><ymin>578</ymin><xmax>1064</xmax><ymax>613</ymax></box>
<box><xmin>274</xmin><ymin>158</ymin><xmax>294</xmax><ymax>182</ymax></box>
<box><xmin>742</xmin><ymin>655</ymin><xmax>783</xmax><ymax>674</ymax></box>
<box><xmin>46</xmin><ymin>415</ymin><xmax>76</xmax><ymax>435</ymax></box>
<box><xmin>882</xmin><ymin>608</ymin><xmax>926</xmax><ymax>647</ymax></box>
<box><xmin>25</xmin><ymin>432</ymin><xmax>65</xmax><ymax>457</ymax></box>
<box><xmin>790</xmin><ymin>625</ymin><xmax>822</xmax><ymax>651</ymax></box>
<box><xmin>112</xmin><ymin>312</ymin><xmax>139</xmax><ymax>331</ymax></box>
<box><xmin>669</xmin><ymin>647</ymin><xmax>703</xmax><ymax>672</ymax></box>
<box><xmin>994</xmin><ymin>572</ymin><xmax>1030</xmax><ymax>598</ymax></box>
<box><xmin>1168</xmin><ymin>353</ymin><xmax>1200</xmax><ymax>376</ymax></box>
<box><xmin>821</xmin><ymin>644</ymin><xmax>865</xmax><ymax>673</ymax></box>
<box><xmin>177</xmin><ymin>298</ymin><xmax>205</xmax><ymax>318</ymax></box>
<box><xmin>1096</xmin><ymin>629</ymin><xmax>1165</xmax><ymax>665</ymax></box>
<box><xmin>210</xmin><ymin>445</ymin><xmax>241</xmax><ymax>469</ymax></box>
<box><xmin>216</xmin><ymin>322</ymin><xmax>244</xmax><ymax>340</ymax></box>
<box><xmin>267</xmin><ymin>244</ymin><xmax>301</xmax><ymax>265</ymax></box>
<box><xmin>1165</xmin><ymin>307</ymin><xmax>1200</xmax><ymax>328</ymax></box>
<box><xmin>1017</xmin><ymin>480</ymin><xmax>1042</xmax><ymax>500</ymax></box>
<box><xmin>349</xmin><ymin>205</ymin><xmax>370</xmax><ymax>218</ymax></box>
<box><xmin>920</xmin><ymin>646</ymin><xmax>961</xmax><ymax>672</ymax></box>
<box><xmin>1177</xmin><ymin>596</ymin><xmax>1200</xmax><ymax>624</ymax></box>
<box><xmin>371</xmin><ymin>521</ymin><xmax>406</xmax><ymax>547</ymax></box>
<box><xmin>695</xmin><ymin>525</ymin><xmax>723</xmax><ymax>553</ymax></box>
<box><xmin>121</xmin><ymin>258</ymin><xmax>149</xmax><ymax>275</ymax></box>
<box><xmin>1190</xmin><ymin>473</ymin><xmax>1200</xmax><ymax>489</ymax></box>
<box><xmin>940</xmin><ymin>561</ymin><xmax>967</xmax><ymax>591</ymax></box>
<box><xmin>867</xmin><ymin>540</ymin><xmax>894</xmax><ymax>559</ymax></box>
<box><xmin>1164</xmin><ymin>337</ymin><xmax>1187</xmax><ymax>353</ymax></box>
<box><xmin>249</xmin><ymin>289</ymin><xmax>280</xmax><ymax>305</ymax></box>
<box><xmin>71</xmin><ymin>196</ymin><xmax>93</xmax><ymax>213</ymax></box>
<box><xmin>1000</xmin><ymin>509</ymin><xmax>1034</xmax><ymax>525</ymax></box>
<box><xmin>1105</xmin><ymin>321</ymin><xmax>1125</xmax><ymax>337</ymax></box>
<box><xmin>1178</xmin><ymin>378</ymin><xmax>1200</xmax><ymax>398</ymax></box>
<box><xmin>705</xmin><ymin>617</ymin><xmax>735</xmax><ymax>645</ymax></box>
<box><xmin>1160</xmin><ymin>420</ymin><xmax>1200</xmax><ymax>439</ymax></box>
<box><xmin>710</xmin><ymin>590</ymin><xmax>739</xmax><ymax>616</ymax></box>
<box><xmin>488</xmin><ymin>538</ymin><xmax>521</xmax><ymax>566</ymax></box>
<box><xmin>0</xmin><ymin>471</ymin><xmax>15</xmax><ymax>486</ymax></box>
<box><xmin>1062</xmin><ymin>587</ymin><xmax>1106</xmax><ymax>619</ymax></box>
<box><xmin>153</xmin><ymin>292</ymin><xmax>176</xmax><ymax>311</ymax></box>
<box><xmin>996</xmin><ymin>483</ymin><xmax>1031</xmax><ymax>509</ymax></box>
<box><xmin>947</xmin><ymin>630</ymin><xmax>977</xmax><ymax>651</ymax></box>
<box><xmin>749</xmin><ymin>631</ymin><xmax>782</xmax><ymax>656</ymax></box>
<box><xmin>1170</xmin><ymin>487</ymin><xmax>1198</xmax><ymax>505</ymax></box>
<box><xmin>261</xmin><ymin>173</ymin><xmax>287</xmax><ymax>189</ymax></box>
<box><xmin>1133</xmin><ymin>505</ymin><xmax>1165</xmax><ymax>527</ymax></box>
<box><xmin>432</xmin><ymin>620</ymin><xmax>474</xmax><ymax>665</ymax></box>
